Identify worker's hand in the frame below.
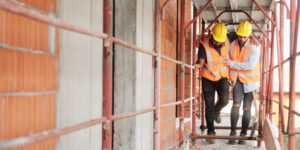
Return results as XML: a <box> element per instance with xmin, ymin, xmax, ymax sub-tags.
<box><xmin>223</xmin><ymin>58</ymin><xmax>231</xmax><ymax>66</ymax></box>
<box><xmin>194</xmin><ymin>64</ymin><xmax>201</xmax><ymax>69</ymax></box>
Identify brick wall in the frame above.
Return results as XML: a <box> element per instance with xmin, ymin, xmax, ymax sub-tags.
<box><xmin>160</xmin><ymin>0</ymin><xmax>192</xmax><ymax>149</ymax></box>
<box><xmin>176</xmin><ymin>0</ymin><xmax>193</xmax><ymax>118</ymax></box>
<box><xmin>160</xmin><ymin>0</ymin><xmax>177</xmax><ymax>149</ymax></box>
<box><xmin>0</xmin><ymin>0</ymin><xmax>58</xmax><ymax>149</ymax></box>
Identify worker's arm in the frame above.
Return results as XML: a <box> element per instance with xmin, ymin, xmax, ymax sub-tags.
<box><xmin>194</xmin><ymin>43</ymin><xmax>206</xmax><ymax>70</ymax></box>
<box><xmin>194</xmin><ymin>59</ymin><xmax>205</xmax><ymax>71</ymax></box>
<box><xmin>224</xmin><ymin>45</ymin><xmax>260</xmax><ymax>70</ymax></box>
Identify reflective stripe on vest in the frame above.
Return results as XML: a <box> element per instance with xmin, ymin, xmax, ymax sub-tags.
<box><xmin>244</xmin><ymin>42</ymin><xmax>251</xmax><ymax>61</ymax></box>
<box><xmin>203</xmin><ymin>65</ymin><xmax>228</xmax><ymax>76</ymax></box>
<box><xmin>225</xmin><ymin>39</ymin><xmax>229</xmax><ymax>51</ymax></box>
<box><xmin>203</xmin><ymin>41</ymin><xmax>214</xmax><ymax>67</ymax></box>
<box><xmin>230</xmin><ymin>40</ymin><xmax>236</xmax><ymax>57</ymax></box>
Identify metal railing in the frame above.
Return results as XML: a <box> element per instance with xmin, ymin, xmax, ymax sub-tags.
<box><xmin>0</xmin><ymin>0</ymin><xmax>195</xmax><ymax>149</ymax></box>
<box><xmin>1</xmin><ymin>0</ymin><xmax>300</xmax><ymax>149</ymax></box>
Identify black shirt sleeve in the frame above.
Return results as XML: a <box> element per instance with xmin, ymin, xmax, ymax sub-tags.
<box><xmin>196</xmin><ymin>43</ymin><xmax>206</xmax><ymax>64</ymax></box>
<box><xmin>227</xmin><ymin>32</ymin><xmax>238</xmax><ymax>43</ymax></box>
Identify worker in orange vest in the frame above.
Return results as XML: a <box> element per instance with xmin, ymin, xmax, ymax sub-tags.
<box><xmin>194</xmin><ymin>23</ymin><xmax>230</xmax><ymax>144</ymax></box>
<box><xmin>224</xmin><ymin>21</ymin><xmax>260</xmax><ymax>145</ymax></box>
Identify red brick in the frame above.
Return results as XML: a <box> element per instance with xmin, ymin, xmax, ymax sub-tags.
<box><xmin>0</xmin><ymin>94</ymin><xmax>56</xmax><ymax>140</ymax></box>
<box><xmin>160</xmin><ymin>89</ymin><xmax>168</xmax><ymax>104</ymax></box>
<box><xmin>161</xmin><ymin>39</ymin><xmax>166</xmax><ymax>55</ymax></box>
<box><xmin>160</xmin><ymin>120</ymin><xmax>170</xmax><ymax>138</ymax></box>
<box><xmin>166</xmin><ymin>41</ymin><xmax>172</xmax><ymax>57</ymax></box>
<box><xmin>44</xmin><ymin>55</ymin><xmax>58</xmax><ymax>91</ymax></box>
<box><xmin>18</xmin><ymin>0</ymin><xmax>57</xmax><ymax>12</ymax></box>
<box><xmin>0</xmin><ymin>10</ymin><xmax>6</xmax><ymax>44</ymax></box>
<box><xmin>0</xmin><ymin>98</ymin><xmax>3</xmax><ymax>140</ymax></box>
<box><xmin>0</xmin><ymin>48</ymin><xmax>23</xmax><ymax>93</ymax></box>
<box><xmin>55</xmin><ymin>28</ymin><xmax>60</xmax><ymax>54</ymax></box>
<box><xmin>160</xmin><ymin>137</ymin><xmax>168</xmax><ymax>150</ymax></box>
<box><xmin>23</xmin><ymin>52</ymin><xmax>58</xmax><ymax>92</ymax></box>
<box><xmin>185</xmin><ymin>11</ymin><xmax>191</xmax><ymax>19</ymax></box>
<box><xmin>170</xmin><ymin>117</ymin><xmax>176</xmax><ymax>131</ymax></box>
<box><xmin>161</xmin><ymin>59</ymin><xmax>166</xmax><ymax>71</ymax></box>
<box><xmin>5</xmin><ymin>12</ymin><xmax>49</xmax><ymax>52</ymax></box>
<box><xmin>169</xmin><ymin>131</ymin><xmax>176</xmax><ymax>145</ymax></box>
<box><xmin>171</xmin><ymin>89</ymin><xmax>177</xmax><ymax>101</ymax></box>
<box><xmin>160</xmin><ymin>72</ymin><xmax>167</xmax><ymax>89</ymax></box>
<box><xmin>160</xmin><ymin>107</ymin><xmax>174</xmax><ymax>121</ymax></box>
<box><xmin>23</xmin><ymin>52</ymin><xmax>44</xmax><ymax>92</ymax></box>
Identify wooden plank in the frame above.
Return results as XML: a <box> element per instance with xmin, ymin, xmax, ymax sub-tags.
<box><xmin>263</xmin><ymin>118</ymin><xmax>281</xmax><ymax>150</ymax></box>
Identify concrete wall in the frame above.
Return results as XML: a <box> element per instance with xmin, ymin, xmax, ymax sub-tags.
<box><xmin>113</xmin><ymin>0</ymin><xmax>154</xmax><ymax>149</ymax></box>
<box><xmin>57</xmin><ymin>0</ymin><xmax>103</xmax><ymax>150</ymax></box>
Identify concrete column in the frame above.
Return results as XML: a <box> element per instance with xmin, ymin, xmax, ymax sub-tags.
<box><xmin>113</xmin><ymin>0</ymin><xmax>155</xmax><ymax>149</ymax></box>
<box><xmin>57</xmin><ymin>0</ymin><xmax>103</xmax><ymax>150</ymax></box>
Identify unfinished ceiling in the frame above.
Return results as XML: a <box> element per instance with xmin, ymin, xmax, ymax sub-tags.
<box><xmin>193</xmin><ymin>0</ymin><xmax>275</xmax><ymax>37</ymax></box>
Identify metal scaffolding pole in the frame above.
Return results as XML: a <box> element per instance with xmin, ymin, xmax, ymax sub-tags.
<box><xmin>102</xmin><ymin>0</ymin><xmax>113</xmax><ymax>149</ymax></box>
<box><xmin>179</xmin><ymin>0</ymin><xmax>186</xmax><ymax>145</ymax></box>
<box><xmin>192</xmin><ymin>6</ymin><xmax>197</xmax><ymax>137</ymax></box>
<box><xmin>267</xmin><ymin>12</ymin><xmax>275</xmax><ymax>123</ymax></box>
<box><xmin>200</xmin><ymin>19</ymin><xmax>205</xmax><ymax>133</ymax></box>
<box><xmin>265</xmin><ymin>23</ymin><xmax>270</xmax><ymax>119</ymax></box>
<box><xmin>153</xmin><ymin>0</ymin><xmax>161</xmax><ymax>149</ymax></box>
<box><xmin>277</xmin><ymin>1</ymin><xmax>287</xmax><ymax>148</ymax></box>
<box><xmin>288</xmin><ymin>0</ymin><xmax>299</xmax><ymax>149</ymax></box>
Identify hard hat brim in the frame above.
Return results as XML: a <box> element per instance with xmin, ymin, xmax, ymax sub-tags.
<box><xmin>236</xmin><ymin>31</ymin><xmax>251</xmax><ymax>37</ymax></box>
<box><xmin>212</xmin><ymin>34</ymin><xmax>226</xmax><ymax>42</ymax></box>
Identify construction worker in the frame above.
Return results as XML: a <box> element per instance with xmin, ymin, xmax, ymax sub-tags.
<box><xmin>224</xmin><ymin>21</ymin><xmax>260</xmax><ymax>145</ymax></box>
<box><xmin>194</xmin><ymin>23</ymin><xmax>230</xmax><ymax>144</ymax></box>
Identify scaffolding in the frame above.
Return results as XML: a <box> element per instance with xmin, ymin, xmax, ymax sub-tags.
<box><xmin>0</xmin><ymin>0</ymin><xmax>300</xmax><ymax>149</ymax></box>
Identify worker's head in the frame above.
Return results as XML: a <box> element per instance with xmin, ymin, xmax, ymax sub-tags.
<box><xmin>211</xmin><ymin>23</ymin><xmax>227</xmax><ymax>46</ymax></box>
<box><xmin>236</xmin><ymin>21</ymin><xmax>252</xmax><ymax>45</ymax></box>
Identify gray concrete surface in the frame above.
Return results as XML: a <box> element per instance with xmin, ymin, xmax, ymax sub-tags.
<box><xmin>113</xmin><ymin>0</ymin><xmax>155</xmax><ymax>149</ymax></box>
<box><xmin>56</xmin><ymin>0</ymin><xmax>103</xmax><ymax>150</ymax></box>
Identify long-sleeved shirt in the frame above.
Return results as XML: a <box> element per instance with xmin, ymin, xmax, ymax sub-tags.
<box><xmin>230</xmin><ymin>41</ymin><xmax>261</xmax><ymax>93</ymax></box>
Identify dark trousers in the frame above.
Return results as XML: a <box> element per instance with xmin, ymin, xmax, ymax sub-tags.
<box><xmin>230</xmin><ymin>79</ymin><xmax>254</xmax><ymax>135</ymax></box>
<box><xmin>202</xmin><ymin>77</ymin><xmax>229</xmax><ymax>134</ymax></box>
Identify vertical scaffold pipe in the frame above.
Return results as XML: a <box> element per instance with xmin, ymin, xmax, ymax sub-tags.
<box><xmin>288</xmin><ymin>0</ymin><xmax>298</xmax><ymax>149</ymax></box>
<box><xmin>192</xmin><ymin>6</ymin><xmax>197</xmax><ymax>136</ymax></box>
<box><xmin>179</xmin><ymin>0</ymin><xmax>186</xmax><ymax>145</ymax></box>
<box><xmin>102</xmin><ymin>0</ymin><xmax>113</xmax><ymax>149</ymax></box>
<box><xmin>268</xmin><ymin>12</ymin><xmax>275</xmax><ymax>123</ymax></box>
<box><xmin>258</xmin><ymin>38</ymin><xmax>266</xmax><ymax>148</ymax></box>
<box><xmin>200</xmin><ymin>19</ymin><xmax>205</xmax><ymax>133</ymax></box>
<box><xmin>153</xmin><ymin>0</ymin><xmax>161</xmax><ymax>149</ymax></box>
<box><xmin>278</xmin><ymin>1</ymin><xmax>286</xmax><ymax>148</ymax></box>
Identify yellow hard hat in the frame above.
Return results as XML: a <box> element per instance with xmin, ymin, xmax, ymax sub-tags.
<box><xmin>211</xmin><ymin>23</ymin><xmax>227</xmax><ymax>42</ymax></box>
<box><xmin>236</xmin><ymin>21</ymin><xmax>252</xmax><ymax>37</ymax></box>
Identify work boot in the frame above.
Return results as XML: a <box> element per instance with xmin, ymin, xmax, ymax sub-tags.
<box><xmin>228</xmin><ymin>130</ymin><xmax>236</xmax><ymax>145</ymax></box>
<box><xmin>206</xmin><ymin>132</ymin><xmax>215</xmax><ymax>144</ymax></box>
<box><xmin>214</xmin><ymin>112</ymin><xmax>221</xmax><ymax>123</ymax></box>
<box><xmin>238</xmin><ymin>132</ymin><xmax>247</xmax><ymax>145</ymax></box>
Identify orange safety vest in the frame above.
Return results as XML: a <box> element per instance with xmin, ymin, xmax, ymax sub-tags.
<box><xmin>229</xmin><ymin>40</ymin><xmax>260</xmax><ymax>83</ymax></box>
<box><xmin>200</xmin><ymin>37</ymin><xmax>230</xmax><ymax>81</ymax></box>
